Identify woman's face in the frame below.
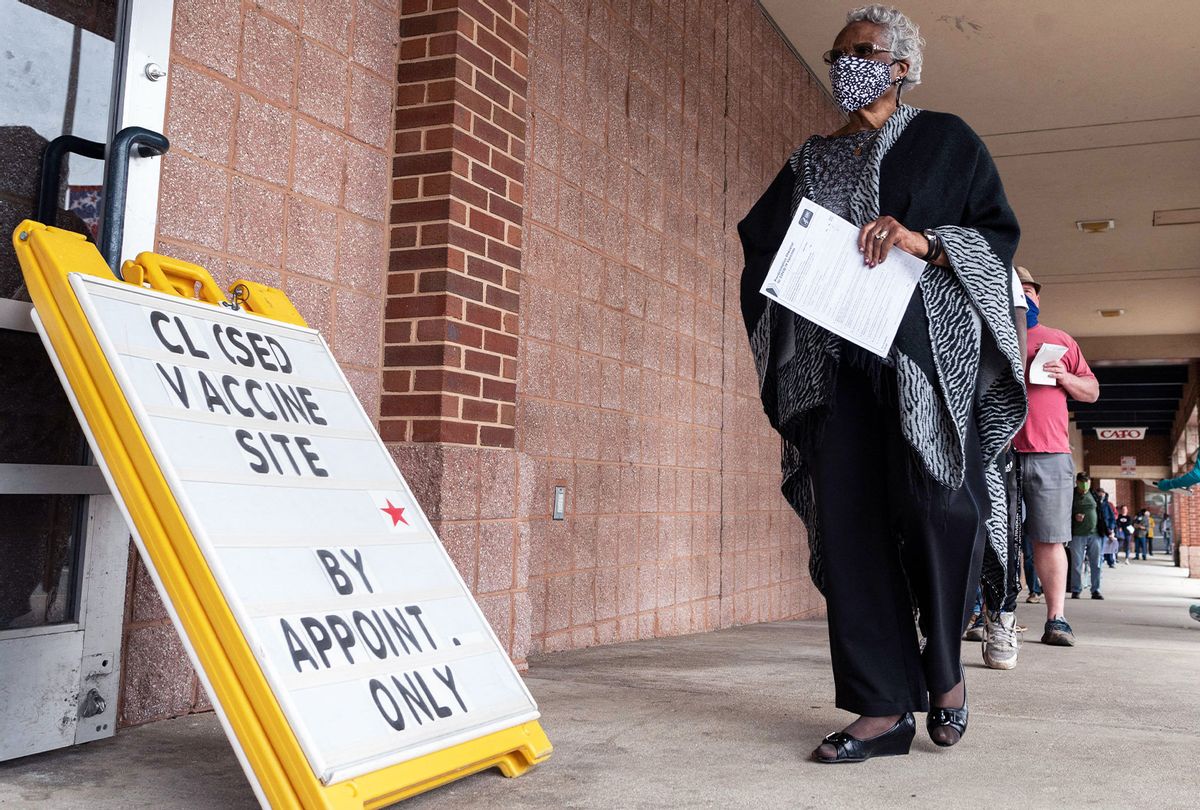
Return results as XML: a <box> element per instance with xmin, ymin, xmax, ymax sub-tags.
<box><xmin>831</xmin><ymin>21</ymin><xmax>909</xmax><ymax>82</ymax></box>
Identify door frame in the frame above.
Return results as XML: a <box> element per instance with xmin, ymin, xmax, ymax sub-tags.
<box><xmin>0</xmin><ymin>0</ymin><xmax>175</xmax><ymax>760</ymax></box>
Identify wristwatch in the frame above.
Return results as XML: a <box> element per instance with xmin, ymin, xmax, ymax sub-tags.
<box><xmin>922</xmin><ymin>229</ymin><xmax>943</xmax><ymax>262</ymax></box>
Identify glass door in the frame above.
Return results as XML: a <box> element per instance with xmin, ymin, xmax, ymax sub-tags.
<box><xmin>0</xmin><ymin>0</ymin><xmax>173</xmax><ymax>760</ymax></box>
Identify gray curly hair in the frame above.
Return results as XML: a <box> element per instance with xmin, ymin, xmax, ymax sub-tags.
<box><xmin>846</xmin><ymin>5</ymin><xmax>925</xmax><ymax>85</ymax></box>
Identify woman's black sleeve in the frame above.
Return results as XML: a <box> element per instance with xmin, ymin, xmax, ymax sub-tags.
<box><xmin>960</xmin><ymin>130</ymin><xmax>1020</xmax><ymax>269</ymax></box>
<box><xmin>737</xmin><ymin>162</ymin><xmax>796</xmax><ymax>338</ymax></box>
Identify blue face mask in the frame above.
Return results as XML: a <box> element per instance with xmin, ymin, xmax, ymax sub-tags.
<box><xmin>1025</xmin><ymin>296</ymin><xmax>1039</xmax><ymax>329</ymax></box>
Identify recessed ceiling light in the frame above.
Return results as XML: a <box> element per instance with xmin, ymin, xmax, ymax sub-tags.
<box><xmin>1076</xmin><ymin>219</ymin><xmax>1115</xmax><ymax>233</ymax></box>
<box><xmin>1098</xmin><ymin>308</ymin><xmax>1125</xmax><ymax>318</ymax></box>
<box><xmin>1153</xmin><ymin>208</ymin><xmax>1200</xmax><ymax>226</ymax></box>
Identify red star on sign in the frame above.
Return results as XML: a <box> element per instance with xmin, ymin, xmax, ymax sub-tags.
<box><xmin>380</xmin><ymin>498</ymin><xmax>408</xmax><ymax>527</ymax></box>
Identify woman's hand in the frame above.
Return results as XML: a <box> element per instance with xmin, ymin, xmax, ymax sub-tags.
<box><xmin>858</xmin><ymin>216</ymin><xmax>926</xmax><ymax>267</ymax></box>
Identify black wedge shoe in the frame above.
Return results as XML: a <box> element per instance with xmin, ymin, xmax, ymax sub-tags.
<box><xmin>811</xmin><ymin>713</ymin><xmax>916</xmax><ymax>764</ymax></box>
<box><xmin>927</xmin><ymin>666</ymin><xmax>969</xmax><ymax>747</ymax></box>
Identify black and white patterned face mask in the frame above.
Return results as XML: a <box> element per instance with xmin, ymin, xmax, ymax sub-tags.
<box><xmin>829</xmin><ymin>54</ymin><xmax>897</xmax><ymax>112</ymax></box>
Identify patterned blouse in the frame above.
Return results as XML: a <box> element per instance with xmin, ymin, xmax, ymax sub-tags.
<box><xmin>804</xmin><ymin>130</ymin><xmax>878</xmax><ymax>220</ymax></box>
<box><xmin>802</xmin><ymin>129</ymin><xmax>888</xmax><ymax>370</ymax></box>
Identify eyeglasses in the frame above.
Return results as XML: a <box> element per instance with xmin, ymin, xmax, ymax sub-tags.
<box><xmin>822</xmin><ymin>42</ymin><xmax>893</xmax><ymax>65</ymax></box>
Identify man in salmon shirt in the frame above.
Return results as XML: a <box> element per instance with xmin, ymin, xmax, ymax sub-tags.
<box><xmin>1013</xmin><ymin>267</ymin><xmax>1099</xmax><ymax>647</ymax></box>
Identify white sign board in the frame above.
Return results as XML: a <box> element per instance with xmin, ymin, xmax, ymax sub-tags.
<box><xmin>1096</xmin><ymin>427</ymin><xmax>1147</xmax><ymax>441</ymax></box>
<box><xmin>1120</xmin><ymin>455</ymin><xmax>1137</xmax><ymax>476</ymax></box>
<box><xmin>71</xmin><ymin>275</ymin><xmax>539</xmax><ymax>784</ymax></box>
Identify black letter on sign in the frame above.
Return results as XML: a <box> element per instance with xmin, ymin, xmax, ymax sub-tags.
<box><xmin>265</xmin><ymin>335</ymin><xmax>292</xmax><ymax>374</ymax></box>
<box><xmin>340</xmin><ymin>548</ymin><xmax>373</xmax><ymax>593</ymax></box>
<box><xmin>415</xmin><ymin>671</ymin><xmax>452</xmax><ymax>718</ymax></box>
<box><xmin>434</xmin><ymin>665</ymin><xmax>468</xmax><ymax>712</ymax></box>
<box><xmin>295</xmin><ymin>437</ymin><xmax>329</xmax><ymax>477</ymax></box>
<box><xmin>225</xmin><ymin>327</ymin><xmax>255</xmax><ymax>367</ymax></box>
<box><xmin>212</xmin><ymin>323</ymin><xmax>238</xmax><ymax>365</ymax></box>
<box><xmin>299</xmin><ymin>617</ymin><xmax>333</xmax><ymax>668</ymax></box>
<box><xmin>370</xmin><ymin>679</ymin><xmax>405</xmax><ymax>731</ymax></box>
<box><xmin>405</xmin><ymin>605</ymin><xmax>438</xmax><ymax>650</ymax></box>
<box><xmin>352</xmin><ymin>611</ymin><xmax>389</xmax><ymax>659</ymax></box>
<box><xmin>316</xmin><ymin>549</ymin><xmax>354</xmax><ymax>595</ymax></box>
<box><xmin>269</xmin><ymin>433</ymin><xmax>302</xmax><ymax>475</ymax></box>
<box><xmin>296</xmin><ymin>387</ymin><xmax>327</xmax><ymax>425</ymax></box>
<box><xmin>149</xmin><ymin>311</ymin><xmax>183</xmax><ymax>354</ymax></box>
<box><xmin>392</xmin><ymin>674</ymin><xmax>434</xmax><ymax>725</ymax></box>
<box><xmin>246</xmin><ymin>331</ymin><xmax>277</xmax><ymax>371</ymax></box>
<box><xmin>235</xmin><ymin>429</ymin><xmax>269</xmax><ymax>474</ymax></box>
<box><xmin>280</xmin><ymin>619</ymin><xmax>319</xmax><ymax>673</ymax></box>
<box><xmin>326</xmin><ymin>614</ymin><xmax>357</xmax><ymax>665</ymax></box>
<box><xmin>175</xmin><ymin>316</ymin><xmax>209</xmax><ymax>359</ymax></box>
<box><xmin>155</xmin><ymin>363</ymin><xmax>189</xmax><ymax>408</ymax></box>
<box><xmin>197</xmin><ymin>371</ymin><xmax>230</xmax><ymax>415</ymax></box>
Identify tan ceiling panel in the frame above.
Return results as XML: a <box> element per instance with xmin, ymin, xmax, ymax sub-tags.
<box><xmin>983</xmin><ymin>117</ymin><xmax>1200</xmax><ymax>157</ymax></box>
<box><xmin>1000</xmin><ymin>140</ymin><xmax>1200</xmax><ymax>274</ymax></box>
<box><xmin>1038</xmin><ymin>277</ymin><xmax>1200</xmax><ymax>337</ymax></box>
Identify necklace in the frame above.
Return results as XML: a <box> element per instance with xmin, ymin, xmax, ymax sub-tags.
<box><xmin>852</xmin><ymin>129</ymin><xmax>881</xmax><ymax>157</ymax></box>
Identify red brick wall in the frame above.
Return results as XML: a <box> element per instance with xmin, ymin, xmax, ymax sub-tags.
<box><xmin>1083</xmin><ymin>435</ymin><xmax>1169</xmax><ymax>469</ymax></box>
<box><xmin>382</xmin><ymin>1</ymin><xmax>535</xmax><ymax>670</ymax></box>
<box><xmin>1170</xmin><ymin>370</ymin><xmax>1199</xmax><ymax>575</ymax></box>
<box><xmin>1113</xmin><ymin>479</ymin><xmax>1135</xmax><ymax>512</ymax></box>
<box><xmin>518</xmin><ymin>0</ymin><xmax>839</xmax><ymax>653</ymax></box>
<box><xmin>1175</xmin><ymin>483</ymin><xmax>1200</xmax><ymax>577</ymax></box>
<box><xmin>384</xmin><ymin>0</ymin><xmax>529</xmax><ymax>448</ymax></box>
<box><xmin>119</xmin><ymin>0</ymin><xmax>399</xmax><ymax>728</ymax></box>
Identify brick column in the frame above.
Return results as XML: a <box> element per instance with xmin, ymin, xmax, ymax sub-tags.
<box><xmin>385</xmin><ymin>0</ymin><xmax>528</xmax><ymax>448</ymax></box>
<box><xmin>1173</xmin><ymin>400</ymin><xmax>1200</xmax><ymax>576</ymax></box>
<box><xmin>385</xmin><ymin>0</ymin><xmax>532</xmax><ymax>665</ymax></box>
<box><xmin>1176</xmin><ymin>492</ymin><xmax>1200</xmax><ymax>576</ymax></box>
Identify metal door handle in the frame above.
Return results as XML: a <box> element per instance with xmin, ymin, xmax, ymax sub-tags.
<box><xmin>98</xmin><ymin>126</ymin><xmax>169</xmax><ymax>273</ymax></box>
<box><xmin>36</xmin><ymin>135</ymin><xmax>106</xmax><ymax>225</ymax></box>
<box><xmin>36</xmin><ymin>127</ymin><xmax>170</xmax><ymax>275</ymax></box>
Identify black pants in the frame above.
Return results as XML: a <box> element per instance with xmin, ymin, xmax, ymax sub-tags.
<box><xmin>809</xmin><ymin>362</ymin><xmax>988</xmax><ymax>715</ymax></box>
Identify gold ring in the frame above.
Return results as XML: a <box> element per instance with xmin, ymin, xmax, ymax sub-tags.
<box><xmin>875</xmin><ymin>230</ymin><xmax>889</xmax><ymax>240</ymax></box>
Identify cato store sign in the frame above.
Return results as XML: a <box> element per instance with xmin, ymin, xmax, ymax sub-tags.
<box><xmin>1096</xmin><ymin>427</ymin><xmax>1147</xmax><ymax>441</ymax></box>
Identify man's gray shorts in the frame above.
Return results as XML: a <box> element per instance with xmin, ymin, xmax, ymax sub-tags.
<box><xmin>1020</xmin><ymin>452</ymin><xmax>1075</xmax><ymax>543</ymax></box>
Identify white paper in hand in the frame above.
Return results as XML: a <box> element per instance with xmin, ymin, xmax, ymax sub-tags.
<box><xmin>1029</xmin><ymin>342</ymin><xmax>1068</xmax><ymax>386</ymax></box>
<box><xmin>758</xmin><ymin>197</ymin><xmax>925</xmax><ymax>357</ymax></box>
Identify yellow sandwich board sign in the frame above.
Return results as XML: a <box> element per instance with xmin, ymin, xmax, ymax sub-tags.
<box><xmin>14</xmin><ymin>221</ymin><xmax>550</xmax><ymax>808</ymax></box>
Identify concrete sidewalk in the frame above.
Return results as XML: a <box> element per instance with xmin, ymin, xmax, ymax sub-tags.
<box><xmin>2</xmin><ymin>558</ymin><xmax>1198</xmax><ymax>809</ymax></box>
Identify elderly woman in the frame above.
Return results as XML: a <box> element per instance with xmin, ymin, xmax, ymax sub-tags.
<box><xmin>738</xmin><ymin>5</ymin><xmax>1026</xmax><ymax>763</ymax></box>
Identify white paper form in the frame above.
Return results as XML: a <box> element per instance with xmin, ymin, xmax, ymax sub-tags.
<box><xmin>1029</xmin><ymin>342</ymin><xmax>1068</xmax><ymax>386</ymax></box>
<box><xmin>758</xmin><ymin>198</ymin><xmax>925</xmax><ymax>358</ymax></box>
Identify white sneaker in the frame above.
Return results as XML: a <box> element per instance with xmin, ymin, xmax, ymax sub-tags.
<box><xmin>983</xmin><ymin>610</ymin><xmax>1020</xmax><ymax>670</ymax></box>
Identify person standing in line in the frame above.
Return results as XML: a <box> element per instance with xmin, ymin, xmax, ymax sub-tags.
<box><xmin>1133</xmin><ymin>509</ymin><xmax>1150</xmax><ymax>560</ymax></box>
<box><xmin>1068</xmin><ymin>474</ymin><xmax>1103</xmax><ymax>599</ymax></box>
<box><xmin>1116</xmin><ymin>505</ymin><xmax>1134</xmax><ymax>564</ymax></box>
<box><xmin>1097</xmin><ymin>488</ymin><xmax>1118</xmax><ymax>568</ymax></box>
<box><xmin>739</xmin><ymin>5</ymin><xmax>1026</xmax><ymax>761</ymax></box>
<box><xmin>1146</xmin><ymin>511</ymin><xmax>1156</xmax><ymax>555</ymax></box>
<box><xmin>1012</xmin><ymin>266</ymin><xmax>1099</xmax><ymax>646</ymax></box>
<box><xmin>1162</xmin><ymin>513</ymin><xmax>1173</xmax><ymax>555</ymax></box>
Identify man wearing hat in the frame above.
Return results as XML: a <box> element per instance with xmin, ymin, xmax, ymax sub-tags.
<box><xmin>1013</xmin><ymin>267</ymin><xmax>1099</xmax><ymax>647</ymax></box>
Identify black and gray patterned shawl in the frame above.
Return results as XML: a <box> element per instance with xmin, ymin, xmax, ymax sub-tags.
<box><xmin>737</xmin><ymin>106</ymin><xmax>1027</xmax><ymax>609</ymax></box>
